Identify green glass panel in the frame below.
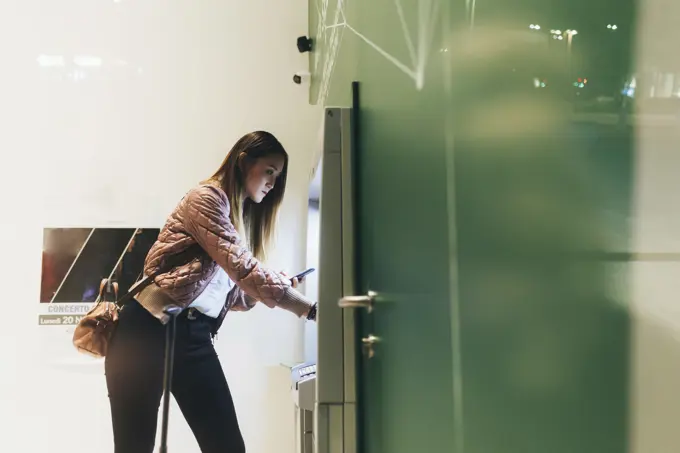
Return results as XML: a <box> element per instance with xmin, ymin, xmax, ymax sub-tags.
<box><xmin>310</xmin><ymin>1</ymin><xmax>635</xmax><ymax>452</ymax></box>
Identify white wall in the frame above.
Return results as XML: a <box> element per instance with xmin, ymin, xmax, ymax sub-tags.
<box><xmin>0</xmin><ymin>1</ymin><xmax>321</xmax><ymax>452</ymax></box>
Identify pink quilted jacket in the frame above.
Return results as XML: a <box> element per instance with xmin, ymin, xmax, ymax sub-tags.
<box><xmin>139</xmin><ymin>184</ymin><xmax>314</xmax><ymax>328</ymax></box>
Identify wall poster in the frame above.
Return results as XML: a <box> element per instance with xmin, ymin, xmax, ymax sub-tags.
<box><xmin>39</xmin><ymin>227</ymin><xmax>160</xmax><ymax>327</ymax></box>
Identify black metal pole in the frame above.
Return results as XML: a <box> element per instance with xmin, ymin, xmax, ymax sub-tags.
<box><xmin>351</xmin><ymin>80</ymin><xmax>362</xmax><ymax>292</ymax></box>
<box><xmin>159</xmin><ymin>306</ymin><xmax>181</xmax><ymax>453</ymax></box>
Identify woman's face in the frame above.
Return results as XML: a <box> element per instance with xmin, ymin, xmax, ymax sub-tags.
<box><xmin>244</xmin><ymin>154</ymin><xmax>285</xmax><ymax>203</ymax></box>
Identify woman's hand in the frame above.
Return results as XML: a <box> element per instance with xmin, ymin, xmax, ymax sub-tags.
<box><xmin>279</xmin><ymin>271</ymin><xmax>305</xmax><ymax>289</ymax></box>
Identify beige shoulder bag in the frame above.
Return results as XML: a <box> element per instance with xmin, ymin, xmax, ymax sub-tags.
<box><xmin>72</xmin><ymin>244</ymin><xmax>203</xmax><ymax>358</ymax></box>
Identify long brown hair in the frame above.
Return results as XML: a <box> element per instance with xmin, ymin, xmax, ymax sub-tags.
<box><xmin>205</xmin><ymin>131</ymin><xmax>289</xmax><ymax>261</ymax></box>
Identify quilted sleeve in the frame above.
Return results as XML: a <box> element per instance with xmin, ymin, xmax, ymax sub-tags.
<box><xmin>225</xmin><ymin>284</ymin><xmax>258</xmax><ymax>312</ymax></box>
<box><xmin>182</xmin><ymin>185</ymin><xmax>314</xmax><ymax>318</ymax></box>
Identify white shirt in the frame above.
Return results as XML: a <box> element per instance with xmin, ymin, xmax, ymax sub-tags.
<box><xmin>188</xmin><ymin>267</ymin><xmax>233</xmax><ymax>318</ymax></box>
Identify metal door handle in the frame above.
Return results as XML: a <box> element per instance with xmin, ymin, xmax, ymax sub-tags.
<box><xmin>338</xmin><ymin>290</ymin><xmax>377</xmax><ymax>313</ymax></box>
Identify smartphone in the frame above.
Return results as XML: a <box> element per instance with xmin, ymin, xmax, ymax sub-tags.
<box><xmin>292</xmin><ymin>268</ymin><xmax>316</xmax><ymax>282</ymax></box>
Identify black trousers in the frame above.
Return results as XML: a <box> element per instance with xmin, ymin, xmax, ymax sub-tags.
<box><xmin>105</xmin><ymin>300</ymin><xmax>245</xmax><ymax>453</ymax></box>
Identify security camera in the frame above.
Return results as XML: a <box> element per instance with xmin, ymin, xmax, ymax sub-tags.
<box><xmin>293</xmin><ymin>71</ymin><xmax>310</xmax><ymax>85</ymax></box>
<box><xmin>297</xmin><ymin>36</ymin><xmax>313</xmax><ymax>53</ymax></box>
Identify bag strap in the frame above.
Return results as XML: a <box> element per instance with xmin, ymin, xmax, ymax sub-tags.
<box><xmin>116</xmin><ymin>244</ymin><xmax>204</xmax><ymax>307</ymax></box>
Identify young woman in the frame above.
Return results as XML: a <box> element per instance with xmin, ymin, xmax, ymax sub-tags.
<box><xmin>105</xmin><ymin>131</ymin><xmax>317</xmax><ymax>453</ymax></box>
